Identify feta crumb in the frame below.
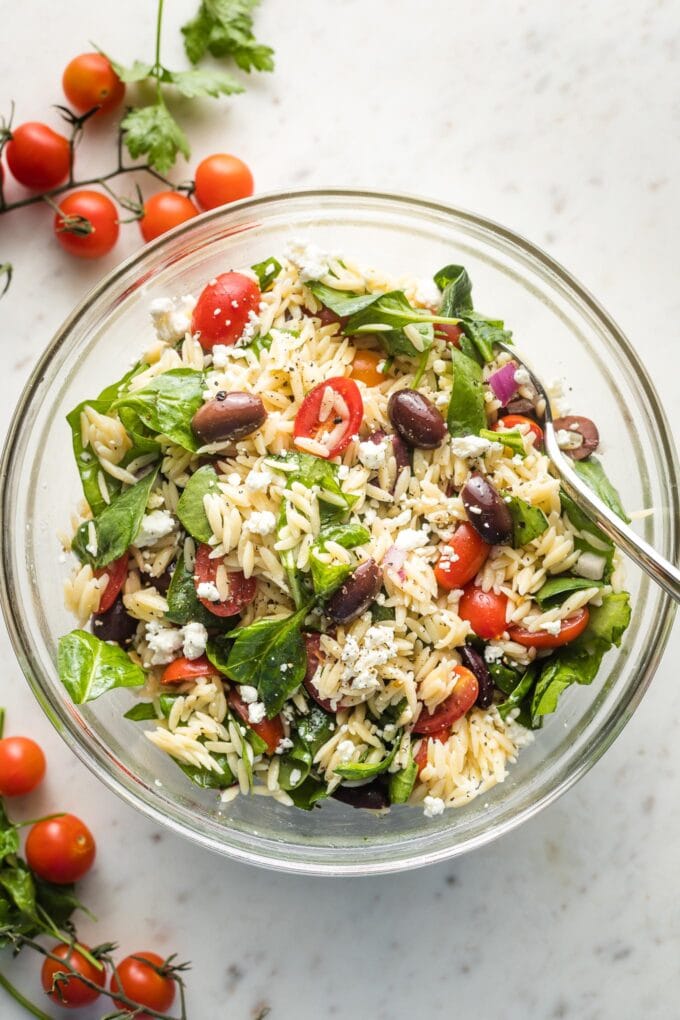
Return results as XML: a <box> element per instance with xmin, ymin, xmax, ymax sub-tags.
<box><xmin>196</xmin><ymin>580</ymin><xmax>221</xmax><ymax>602</ymax></box>
<box><xmin>539</xmin><ymin>619</ymin><xmax>562</xmax><ymax>635</ymax></box>
<box><xmin>414</xmin><ymin>277</ymin><xmax>441</xmax><ymax>308</ymax></box>
<box><xmin>145</xmin><ymin>620</ymin><xmax>184</xmax><ymax>666</ymax></box>
<box><xmin>245</xmin><ymin>468</ymin><xmax>272</xmax><ymax>492</ymax></box>
<box><xmin>289</xmin><ymin>769</ymin><xmax>302</xmax><ymax>785</ymax></box>
<box><xmin>484</xmin><ymin>643</ymin><xmax>505</xmax><ymax>663</ymax></box>
<box><xmin>556</xmin><ymin>428</ymin><xmax>584</xmax><ymax>450</ymax></box>
<box><xmin>395</xmin><ymin>528</ymin><xmax>429</xmax><ymax>551</ymax></box>
<box><xmin>450</xmin><ymin>435</ymin><xmax>501</xmax><ymax>459</ymax></box>
<box><xmin>240</xmin><ymin>685</ymin><xmax>259</xmax><ymax>703</ymax></box>
<box><xmin>513</xmin><ymin>366</ymin><xmax>531</xmax><ymax>386</ymax></box>
<box><xmin>243</xmin><ymin>510</ymin><xmax>276</xmax><ymax>536</ymax></box>
<box><xmin>149</xmin><ymin>295</ymin><xmax>196</xmax><ymax>343</ymax></box>
<box><xmin>182</xmin><ymin>621</ymin><xmax>208</xmax><ymax>660</ymax></box>
<box><xmin>358</xmin><ymin>438</ymin><xmax>389</xmax><ymax>470</ymax></box>
<box><xmin>336</xmin><ymin>739</ymin><xmax>356</xmax><ymax>763</ymax></box>
<box><xmin>423</xmin><ymin>795</ymin><xmax>446</xmax><ymax>818</ymax></box>
<box><xmin>337</xmin><ymin>464</ymin><xmax>350</xmax><ymax>480</ymax></box>
<box><xmin>134</xmin><ymin>510</ymin><xmax>176</xmax><ymax>548</ymax></box>
<box><xmin>248</xmin><ymin>701</ymin><xmax>266</xmax><ymax>725</ymax></box>
<box><xmin>340</xmin><ymin>625</ymin><xmax>393</xmax><ymax>692</ymax></box>
<box><xmin>275</xmin><ymin>736</ymin><xmax>294</xmax><ymax>755</ymax></box>
<box><xmin>285</xmin><ymin>238</ymin><xmax>336</xmax><ymax>282</ymax></box>
<box><xmin>574</xmin><ymin>552</ymin><xmax>606</xmax><ymax>580</ymax></box>
<box><xmin>211</xmin><ymin>344</ymin><xmax>249</xmax><ymax>368</ymax></box>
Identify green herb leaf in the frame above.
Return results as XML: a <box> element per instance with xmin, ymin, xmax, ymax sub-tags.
<box><xmin>388</xmin><ymin>753</ymin><xmax>418</xmax><ymax>804</ymax></box>
<box><xmin>108</xmin><ymin>58</ymin><xmax>154</xmax><ymax>82</ymax></box>
<box><xmin>309</xmin><ymin>522</ymin><xmax>370</xmax><ymax>599</ymax></box>
<box><xmin>123</xmin><ymin>702</ymin><xmax>159</xmax><ymax>722</ymax></box>
<box><xmin>162</xmin><ymin>67</ymin><xmax>244</xmax><ymax>99</ymax></box>
<box><xmin>269</xmin><ymin>453</ymin><xmax>357</xmax><ymax>524</ymax></box>
<box><xmin>486</xmin><ymin>659</ymin><xmax>522</xmax><ymax>695</ymax></box>
<box><xmin>71</xmin><ymin>466</ymin><xmax>158</xmax><ymax>569</ymax></box>
<box><xmin>0</xmin><ymin>804</ymin><xmax>19</xmax><ymax>862</ymax></box>
<box><xmin>535</xmin><ymin>576</ymin><xmax>605</xmax><ymax>607</ymax></box>
<box><xmin>333</xmin><ymin>739</ymin><xmax>399</xmax><ymax>780</ymax></box>
<box><xmin>572</xmin><ymin>457</ymin><xmax>630</xmax><ymax>523</ymax></box>
<box><xmin>182</xmin><ymin>0</ymin><xmax>275</xmax><ymax>72</ymax></box>
<box><xmin>504</xmin><ymin>494</ymin><xmax>549</xmax><ymax>548</ymax></box>
<box><xmin>58</xmin><ymin>630</ymin><xmax>146</xmax><ymax>704</ymax></box>
<box><xmin>559</xmin><ymin>491</ymin><xmax>615</xmax><ymax>579</ymax></box>
<box><xmin>480</xmin><ymin>427</ymin><xmax>525</xmax><ymax>458</ymax></box>
<box><xmin>121</xmin><ymin>103</ymin><xmax>190</xmax><ymax>174</ymax></box>
<box><xmin>176</xmin><ymin>465</ymin><xmax>220</xmax><ymax>543</ymax></box>
<box><xmin>251</xmin><ymin>256</ymin><xmax>282</xmax><ymax>291</ymax></box>
<box><xmin>113</xmin><ymin>369</ymin><xmax>204</xmax><ymax>452</ymax></box>
<box><xmin>435</xmin><ymin>264</ymin><xmax>472</xmax><ymax>313</ymax></box>
<box><xmin>225</xmin><ymin>605</ymin><xmax>309</xmax><ymax>717</ymax></box>
<box><xmin>0</xmin><ymin>865</ymin><xmax>37</xmax><ymax>920</ymax></box>
<box><xmin>456</xmin><ymin>311</ymin><xmax>511</xmax><ymax>364</ymax></box>
<box><xmin>34</xmin><ymin>878</ymin><xmax>88</xmax><ymax>929</ymax></box>
<box><xmin>447</xmin><ymin>347</ymin><xmax>486</xmax><ymax>437</ymax></box>
<box><xmin>586</xmin><ymin>592</ymin><xmax>631</xmax><ymax>647</ymax></box>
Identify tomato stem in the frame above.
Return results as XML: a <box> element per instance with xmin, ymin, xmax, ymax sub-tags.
<box><xmin>0</xmin><ymin>970</ymin><xmax>52</xmax><ymax>1020</ymax></box>
<box><xmin>154</xmin><ymin>0</ymin><xmax>166</xmax><ymax>103</ymax></box>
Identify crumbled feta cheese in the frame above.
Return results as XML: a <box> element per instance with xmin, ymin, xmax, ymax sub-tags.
<box><xmin>574</xmin><ymin>552</ymin><xmax>606</xmax><ymax>580</ymax></box>
<box><xmin>182</xmin><ymin>621</ymin><xmax>208</xmax><ymax>660</ymax></box>
<box><xmin>245</xmin><ymin>468</ymin><xmax>272</xmax><ymax>492</ymax></box>
<box><xmin>357</xmin><ymin>439</ymin><xmax>389</xmax><ymax>471</ymax></box>
<box><xmin>484</xmin><ymin>643</ymin><xmax>505</xmax><ymax>663</ymax></box>
<box><xmin>240</xmin><ymin>685</ymin><xmax>259</xmax><ymax>703</ymax></box>
<box><xmin>548</xmin><ymin>378</ymin><xmax>570</xmax><ymax>417</ymax></box>
<box><xmin>423</xmin><ymin>795</ymin><xmax>446</xmax><ymax>818</ymax></box>
<box><xmin>555</xmin><ymin>428</ymin><xmax>584</xmax><ymax>450</ymax></box>
<box><xmin>239</xmin><ymin>309</ymin><xmax>260</xmax><ymax>343</ymax></box>
<box><xmin>243</xmin><ymin>510</ymin><xmax>276</xmax><ymax>536</ymax></box>
<box><xmin>340</xmin><ymin>624</ymin><xmax>393</xmax><ymax>691</ymax></box>
<box><xmin>414</xmin><ymin>277</ymin><xmax>441</xmax><ymax>308</ymax></box>
<box><xmin>336</xmin><ymin>739</ymin><xmax>356</xmax><ymax>763</ymax></box>
<box><xmin>450</xmin><ymin>435</ymin><xmax>501</xmax><ymax>459</ymax></box>
<box><xmin>145</xmin><ymin>621</ymin><xmax>184</xmax><ymax>665</ymax></box>
<box><xmin>134</xmin><ymin>510</ymin><xmax>176</xmax><ymax>548</ymax></box>
<box><xmin>285</xmin><ymin>238</ymin><xmax>335</xmax><ymax>282</ymax></box>
<box><xmin>149</xmin><ymin>295</ymin><xmax>196</xmax><ymax>343</ymax></box>
<box><xmin>196</xmin><ymin>580</ymin><xmax>221</xmax><ymax>602</ymax></box>
<box><xmin>275</xmin><ymin>736</ymin><xmax>294</xmax><ymax>755</ymax></box>
<box><xmin>248</xmin><ymin>702</ymin><xmax>266</xmax><ymax>725</ymax></box>
<box><xmin>539</xmin><ymin>619</ymin><xmax>562</xmax><ymax>635</ymax></box>
<box><xmin>289</xmin><ymin>769</ymin><xmax>302</xmax><ymax>785</ymax></box>
<box><xmin>211</xmin><ymin>344</ymin><xmax>249</xmax><ymax>368</ymax></box>
<box><xmin>395</xmin><ymin>528</ymin><xmax>430</xmax><ymax>551</ymax></box>
<box><xmin>513</xmin><ymin>366</ymin><xmax>531</xmax><ymax>386</ymax></box>
<box><xmin>337</xmin><ymin>464</ymin><xmax>350</xmax><ymax>480</ymax></box>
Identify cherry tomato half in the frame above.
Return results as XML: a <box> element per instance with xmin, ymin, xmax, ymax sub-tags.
<box><xmin>434</xmin><ymin>522</ymin><xmax>491</xmax><ymax>591</ymax></box>
<box><xmin>293</xmin><ymin>377</ymin><xmax>363</xmax><ymax>459</ymax></box>
<box><xmin>194</xmin><ymin>543</ymin><xmax>257</xmax><ymax>617</ymax></box>
<box><xmin>434</xmin><ymin>323</ymin><xmax>462</xmax><ymax>347</ymax></box>
<box><xmin>6</xmin><ymin>122</ymin><xmax>70</xmax><ymax>190</ymax></box>
<box><xmin>95</xmin><ymin>552</ymin><xmax>129</xmax><ymax>614</ymax></box>
<box><xmin>412</xmin><ymin>665</ymin><xmax>479</xmax><ymax>735</ymax></box>
<box><xmin>54</xmin><ymin>189</ymin><xmax>119</xmax><ymax>259</ymax></box>
<box><xmin>26</xmin><ymin>813</ymin><xmax>96</xmax><ymax>885</ymax></box>
<box><xmin>194</xmin><ymin>153</ymin><xmax>254</xmax><ymax>210</ymax></box>
<box><xmin>111</xmin><ymin>952</ymin><xmax>176</xmax><ymax>1018</ymax></box>
<box><xmin>0</xmin><ymin>736</ymin><xmax>46</xmax><ymax>796</ymax></box>
<box><xmin>41</xmin><ymin>943</ymin><xmax>105</xmax><ymax>1008</ymax></box>
<box><xmin>494</xmin><ymin>414</ymin><xmax>543</xmax><ymax>447</ymax></box>
<box><xmin>139</xmin><ymin>191</ymin><xmax>199</xmax><ymax>244</ymax></box>
<box><xmin>350</xmin><ymin>350</ymin><xmax>385</xmax><ymax>387</ymax></box>
<box><xmin>414</xmin><ymin>727</ymin><xmax>451</xmax><ymax>775</ymax></box>
<box><xmin>508</xmin><ymin>607</ymin><xmax>590</xmax><ymax>648</ymax></box>
<box><xmin>62</xmin><ymin>52</ymin><xmax>125</xmax><ymax>114</ymax></box>
<box><xmin>191</xmin><ymin>272</ymin><xmax>261</xmax><ymax>349</ymax></box>
<box><xmin>301</xmin><ymin>632</ymin><xmax>349</xmax><ymax>712</ymax></box>
<box><xmin>227</xmin><ymin>688</ymin><xmax>284</xmax><ymax>755</ymax></box>
<box><xmin>458</xmin><ymin>585</ymin><xmax>508</xmax><ymax>640</ymax></box>
<box><xmin>161</xmin><ymin>655</ymin><xmax>217</xmax><ymax>685</ymax></box>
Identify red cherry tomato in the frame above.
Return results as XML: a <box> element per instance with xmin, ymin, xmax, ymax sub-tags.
<box><xmin>41</xmin><ymin>943</ymin><xmax>105</xmax><ymax>1008</ymax></box>
<box><xmin>26</xmin><ymin>814</ymin><xmax>96</xmax><ymax>885</ymax></box>
<box><xmin>191</xmin><ymin>272</ymin><xmax>261</xmax><ymax>349</ymax></box>
<box><xmin>494</xmin><ymin>414</ymin><xmax>543</xmax><ymax>447</ymax></box>
<box><xmin>434</xmin><ymin>522</ymin><xmax>491</xmax><ymax>591</ymax></box>
<box><xmin>139</xmin><ymin>191</ymin><xmax>199</xmax><ymax>243</ymax></box>
<box><xmin>54</xmin><ymin>190</ymin><xmax>119</xmax><ymax>259</ymax></box>
<box><xmin>161</xmin><ymin>655</ymin><xmax>217</xmax><ymax>685</ymax></box>
<box><xmin>111</xmin><ymin>952</ymin><xmax>175</xmax><ymax>1018</ymax></box>
<box><xmin>350</xmin><ymin>350</ymin><xmax>385</xmax><ymax>387</ymax></box>
<box><xmin>414</xmin><ymin>727</ymin><xmax>450</xmax><ymax>775</ymax></box>
<box><xmin>94</xmin><ymin>552</ymin><xmax>129</xmax><ymax>613</ymax></box>
<box><xmin>194</xmin><ymin>153</ymin><xmax>254</xmax><ymax>210</ymax></box>
<box><xmin>293</xmin><ymin>377</ymin><xmax>364</xmax><ymax>459</ymax></box>
<box><xmin>435</xmin><ymin>323</ymin><xmax>463</xmax><ymax>346</ymax></box>
<box><xmin>0</xmin><ymin>736</ymin><xmax>46</xmax><ymax>796</ymax></box>
<box><xmin>194</xmin><ymin>543</ymin><xmax>257</xmax><ymax>617</ymax></box>
<box><xmin>227</xmin><ymin>688</ymin><xmax>284</xmax><ymax>754</ymax></box>
<box><xmin>459</xmin><ymin>585</ymin><xmax>508</xmax><ymax>640</ymax></box>
<box><xmin>508</xmin><ymin>607</ymin><xmax>590</xmax><ymax>648</ymax></box>
<box><xmin>5</xmin><ymin>122</ymin><xmax>70</xmax><ymax>190</ymax></box>
<box><xmin>412</xmin><ymin>665</ymin><xmax>479</xmax><ymax>735</ymax></box>
<box><xmin>301</xmin><ymin>632</ymin><xmax>349</xmax><ymax>712</ymax></box>
<box><xmin>62</xmin><ymin>52</ymin><xmax>125</xmax><ymax>114</ymax></box>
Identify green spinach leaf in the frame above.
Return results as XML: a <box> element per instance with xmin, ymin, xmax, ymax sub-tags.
<box><xmin>287</xmin><ymin>776</ymin><xmax>328</xmax><ymax>810</ymax></box>
<box><xmin>58</xmin><ymin>630</ymin><xmax>146</xmax><ymax>704</ymax></box>
<box><xmin>388</xmin><ymin>752</ymin><xmax>418</xmax><ymax>804</ymax></box>
<box><xmin>113</xmin><ymin>369</ymin><xmax>204</xmax><ymax>451</ymax></box>
<box><xmin>278</xmin><ymin>735</ymin><xmax>313</xmax><ymax>791</ymax></box>
<box><xmin>487</xmin><ymin>659</ymin><xmax>522</xmax><ymax>695</ymax></box>
<box><xmin>166</xmin><ymin>549</ymin><xmax>228</xmax><ymax>629</ymax></box>
<box><xmin>447</xmin><ymin>346</ymin><xmax>486</xmax><ymax>437</ymax></box>
<box><xmin>435</xmin><ymin>264</ymin><xmax>472</xmax><ymax>312</ymax></box>
<box><xmin>309</xmin><ymin>522</ymin><xmax>370</xmax><ymax>599</ymax></box>
<box><xmin>296</xmin><ymin>705</ymin><xmax>335</xmax><ymax>757</ymax></box>
<box><xmin>251</xmin><ymin>256</ymin><xmax>282</xmax><ymax>291</ymax></box>
<box><xmin>177</xmin><ymin>754</ymin><xmax>235</xmax><ymax>790</ymax></box>
<box><xmin>306</xmin><ymin>281</ymin><xmax>379</xmax><ymax>319</ymax></box>
<box><xmin>333</xmin><ymin>738</ymin><xmax>399</xmax><ymax>780</ymax></box>
<box><xmin>480</xmin><ymin>427</ymin><xmax>525</xmax><ymax>458</ymax></box>
<box><xmin>0</xmin><ymin>865</ymin><xmax>37</xmax><ymax>919</ymax></box>
<box><xmin>504</xmin><ymin>494</ymin><xmax>549</xmax><ymax>548</ymax></box>
<box><xmin>456</xmin><ymin>311</ymin><xmax>511</xmax><ymax>364</ymax></box>
<box><xmin>123</xmin><ymin>702</ymin><xmax>159</xmax><ymax>721</ymax></box>
<box><xmin>0</xmin><ymin>803</ymin><xmax>19</xmax><ymax>862</ymax></box>
<box><xmin>71</xmin><ymin>465</ymin><xmax>159</xmax><ymax>569</ymax></box>
<box><xmin>498</xmin><ymin>665</ymin><xmax>537</xmax><ymax>721</ymax></box>
<box><xmin>225</xmin><ymin>605</ymin><xmax>309</xmax><ymax>717</ymax></box>
<box><xmin>572</xmin><ymin>457</ymin><xmax>630</xmax><ymax>523</ymax></box>
<box><xmin>535</xmin><ymin>576</ymin><xmax>605</xmax><ymax>607</ymax></box>
<box><xmin>176</xmin><ymin>464</ymin><xmax>220</xmax><ymax>543</ymax></box>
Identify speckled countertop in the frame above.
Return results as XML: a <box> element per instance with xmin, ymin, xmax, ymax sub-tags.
<box><xmin>0</xmin><ymin>1</ymin><xmax>678</xmax><ymax>1017</ymax></box>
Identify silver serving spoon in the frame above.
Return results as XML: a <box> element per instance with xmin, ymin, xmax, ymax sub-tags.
<box><xmin>496</xmin><ymin>341</ymin><xmax>680</xmax><ymax>603</ymax></box>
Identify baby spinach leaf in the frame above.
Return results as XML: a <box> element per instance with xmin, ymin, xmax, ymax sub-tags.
<box><xmin>278</xmin><ymin>735</ymin><xmax>313</xmax><ymax>791</ymax></box>
<box><xmin>388</xmin><ymin>753</ymin><xmax>418</xmax><ymax>804</ymax></box>
<box><xmin>166</xmin><ymin>549</ymin><xmax>228</xmax><ymax>629</ymax></box>
<box><xmin>67</xmin><ymin>398</ymin><xmax>114</xmax><ymax>518</ymax></box>
<box><xmin>345</xmin><ymin>290</ymin><xmax>459</xmax><ymax>335</ymax></box>
<box><xmin>306</xmin><ymin>281</ymin><xmax>378</xmax><ymax>319</ymax></box>
<box><xmin>333</xmin><ymin>739</ymin><xmax>399</xmax><ymax>780</ymax></box>
<box><xmin>435</xmin><ymin>264</ymin><xmax>510</xmax><ymax>363</ymax></box>
<box><xmin>124</xmin><ymin>702</ymin><xmax>159</xmax><ymax>721</ymax></box>
<box><xmin>176</xmin><ymin>464</ymin><xmax>220</xmax><ymax>543</ymax></box>
<box><xmin>447</xmin><ymin>347</ymin><xmax>486</xmax><ymax>437</ymax></box>
<box><xmin>246</xmin><ymin>331</ymin><xmax>274</xmax><ymax>358</ymax></box>
<box><xmin>71</xmin><ymin>465</ymin><xmax>159</xmax><ymax>569</ymax></box>
<box><xmin>309</xmin><ymin>522</ymin><xmax>371</xmax><ymax>599</ymax></box>
<box><xmin>504</xmin><ymin>494</ymin><xmax>549</xmax><ymax>548</ymax></box>
<box><xmin>113</xmin><ymin>369</ymin><xmax>204</xmax><ymax>451</ymax></box>
<box><xmin>535</xmin><ymin>576</ymin><xmax>605</xmax><ymax>607</ymax></box>
<box><xmin>435</xmin><ymin>264</ymin><xmax>472</xmax><ymax>312</ymax></box>
<box><xmin>297</xmin><ymin>705</ymin><xmax>336</xmax><ymax>756</ymax></box>
<box><xmin>177</xmin><ymin>754</ymin><xmax>235</xmax><ymax>790</ymax></box>
<box><xmin>487</xmin><ymin>659</ymin><xmax>522</xmax><ymax>695</ymax></box>
<box><xmin>225</xmin><ymin>605</ymin><xmax>310</xmax><ymax>717</ymax></box>
<box><xmin>371</xmin><ymin>603</ymin><xmax>396</xmax><ymax>623</ymax></box>
<box><xmin>572</xmin><ymin>457</ymin><xmax>630</xmax><ymax>523</ymax></box>
<box><xmin>269</xmin><ymin>452</ymin><xmax>357</xmax><ymax>524</ymax></box>
<box><xmin>58</xmin><ymin>630</ymin><xmax>146</xmax><ymax>704</ymax></box>
<box><xmin>287</xmin><ymin>776</ymin><xmax>328</xmax><ymax>810</ymax></box>
<box><xmin>251</xmin><ymin>256</ymin><xmax>282</xmax><ymax>291</ymax></box>
<box><xmin>480</xmin><ymin>428</ymin><xmax>525</xmax><ymax>458</ymax></box>
<box><xmin>498</xmin><ymin>664</ymin><xmax>537</xmax><ymax>721</ymax></box>
<box><xmin>457</xmin><ymin>311</ymin><xmax>511</xmax><ymax>364</ymax></box>
<box><xmin>206</xmin><ymin>633</ymin><xmax>231</xmax><ymax>673</ymax></box>
<box><xmin>586</xmin><ymin>592</ymin><xmax>631</xmax><ymax>647</ymax></box>
<box><xmin>559</xmin><ymin>490</ymin><xmax>615</xmax><ymax>579</ymax></box>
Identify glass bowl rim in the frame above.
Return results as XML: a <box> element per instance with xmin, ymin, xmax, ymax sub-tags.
<box><xmin>1</xmin><ymin>187</ymin><xmax>677</xmax><ymax>875</ymax></box>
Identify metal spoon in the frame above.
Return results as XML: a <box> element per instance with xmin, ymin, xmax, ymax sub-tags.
<box><xmin>496</xmin><ymin>341</ymin><xmax>680</xmax><ymax>603</ymax></box>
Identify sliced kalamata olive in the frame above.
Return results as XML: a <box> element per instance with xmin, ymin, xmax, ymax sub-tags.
<box><xmin>368</xmin><ymin>429</ymin><xmax>410</xmax><ymax>477</ymax></box>
<box><xmin>325</xmin><ymin>558</ymin><xmax>382</xmax><ymax>624</ymax></box>
<box><xmin>461</xmin><ymin>472</ymin><xmax>513</xmax><ymax>545</ymax></box>
<box><xmin>154</xmin><ymin>570</ymin><xmax>173</xmax><ymax>597</ymax></box>
<box><xmin>91</xmin><ymin>596</ymin><xmax>138</xmax><ymax>647</ymax></box>
<box><xmin>387</xmin><ymin>389</ymin><xmax>446</xmax><ymax>449</ymax></box>
<box><xmin>332</xmin><ymin>780</ymin><xmax>389</xmax><ymax>810</ymax></box>
<box><xmin>501</xmin><ymin>397</ymin><xmax>537</xmax><ymax>418</ymax></box>
<box><xmin>459</xmin><ymin>644</ymin><xmax>494</xmax><ymax>709</ymax></box>
<box><xmin>316</xmin><ymin>305</ymin><xmax>349</xmax><ymax>328</ymax></box>
<box><xmin>191</xmin><ymin>391</ymin><xmax>266</xmax><ymax>444</ymax></box>
<box><xmin>553</xmin><ymin>415</ymin><xmax>599</xmax><ymax>461</ymax></box>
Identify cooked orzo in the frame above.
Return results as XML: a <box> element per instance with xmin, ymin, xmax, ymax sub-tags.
<box><xmin>57</xmin><ymin>242</ymin><xmax>632</xmax><ymax>816</ymax></box>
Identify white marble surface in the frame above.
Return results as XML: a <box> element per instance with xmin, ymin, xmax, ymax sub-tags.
<box><xmin>0</xmin><ymin>1</ymin><xmax>678</xmax><ymax>1017</ymax></box>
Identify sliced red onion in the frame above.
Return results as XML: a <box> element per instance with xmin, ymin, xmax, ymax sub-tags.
<box><xmin>488</xmin><ymin>362</ymin><xmax>519</xmax><ymax>405</ymax></box>
<box><xmin>382</xmin><ymin>545</ymin><xmax>406</xmax><ymax>581</ymax></box>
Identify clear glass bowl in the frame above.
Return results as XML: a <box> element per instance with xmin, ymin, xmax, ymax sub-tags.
<box><xmin>1</xmin><ymin>190</ymin><xmax>677</xmax><ymax>875</ymax></box>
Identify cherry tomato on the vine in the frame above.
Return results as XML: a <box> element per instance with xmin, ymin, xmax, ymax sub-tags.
<box><xmin>508</xmin><ymin>607</ymin><xmax>590</xmax><ymax>648</ymax></box>
<box><xmin>62</xmin><ymin>52</ymin><xmax>125</xmax><ymax>115</ymax></box>
<box><xmin>293</xmin><ymin>377</ymin><xmax>364</xmax><ymax>459</ymax></box>
<box><xmin>458</xmin><ymin>585</ymin><xmax>508</xmax><ymax>640</ymax></box>
<box><xmin>5</xmin><ymin>122</ymin><xmax>70</xmax><ymax>190</ymax></box>
<box><xmin>350</xmin><ymin>349</ymin><xmax>385</xmax><ymax>387</ymax></box>
<box><xmin>41</xmin><ymin>943</ymin><xmax>106</xmax><ymax>1008</ymax></box>
<box><xmin>194</xmin><ymin>543</ymin><xmax>257</xmax><ymax>617</ymax></box>
<box><xmin>191</xmin><ymin>272</ymin><xmax>261</xmax><ymax>348</ymax></box>
<box><xmin>26</xmin><ymin>813</ymin><xmax>96</xmax><ymax>885</ymax></box>
<box><xmin>111</xmin><ymin>952</ymin><xmax>176</xmax><ymax>1018</ymax></box>
<box><xmin>139</xmin><ymin>191</ymin><xmax>199</xmax><ymax>243</ymax></box>
<box><xmin>0</xmin><ymin>736</ymin><xmax>46</xmax><ymax>796</ymax></box>
<box><xmin>434</xmin><ymin>522</ymin><xmax>491</xmax><ymax>591</ymax></box>
<box><xmin>162</xmin><ymin>655</ymin><xmax>218</xmax><ymax>685</ymax></box>
<box><xmin>194</xmin><ymin>153</ymin><xmax>254</xmax><ymax>210</ymax></box>
<box><xmin>95</xmin><ymin>551</ymin><xmax>129</xmax><ymax>613</ymax></box>
<box><xmin>54</xmin><ymin>190</ymin><xmax>119</xmax><ymax>259</ymax></box>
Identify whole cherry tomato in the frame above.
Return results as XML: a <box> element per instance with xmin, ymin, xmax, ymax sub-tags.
<box><xmin>41</xmin><ymin>943</ymin><xmax>105</xmax><ymax>1008</ymax></box>
<box><xmin>62</xmin><ymin>52</ymin><xmax>125</xmax><ymax>114</ymax></box>
<box><xmin>194</xmin><ymin>153</ymin><xmax>254</xmax><ymax>210</ymax></box>
<box><xmin>458</xmin><ymin>585</ymin><xmax>508</xmax><ymax>639</ymax></box>
<box><xmin>191</xmin><ymin>272</ymin><xmax>261</xmax><ymax>349</ymax></box>
<box><xmin>139</xmin><ymin>191</ymin><xmax>199</xmax><ymax>243</ymax></box>
<box><xmin>111</xmin><ymin>952</ymin><xmax>176</xmax><ymax>1018</ymax></box>
<box><xmin>5</xmin><ymin>122</ymin><xmax>70</xmax><ymax>190</ymax></box>
<box><xmin>54</xmin><ymin>190</ymin><xmax>119</xmax><ymax>259</ymax></box>
<box><xmin>434</xmin><ymin>522</ymin><xmax>491</xmax><ymax>591</ymax></box>
<box><xmin>0</xmin><ymin>736</ymin><xmax>46</xmax><ymax>796</ymax></box>
<box><xmin>26</xmin><ymin>813</ymin><xmax>96</xmax><ymax>884</ymax></box>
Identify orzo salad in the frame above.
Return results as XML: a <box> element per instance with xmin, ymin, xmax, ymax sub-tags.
<box><xmin>58</xmin><ymin>242</ymin><xmax>631</xmax><ymax>816</ymax></box>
